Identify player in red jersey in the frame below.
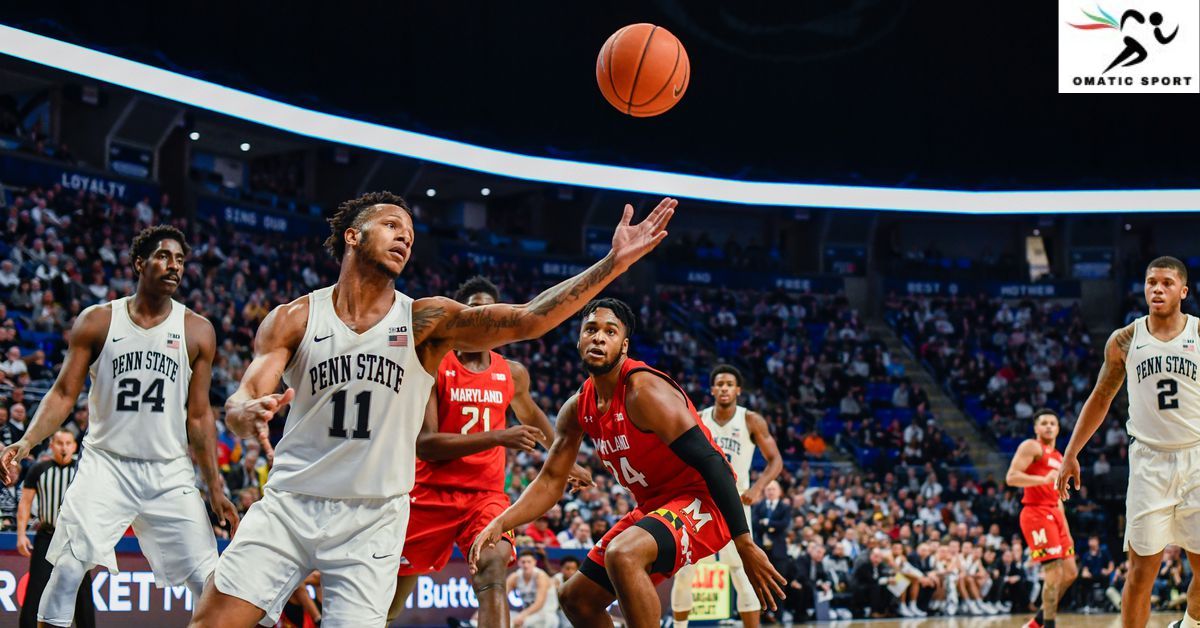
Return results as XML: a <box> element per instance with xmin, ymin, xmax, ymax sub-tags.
<box><xmin>470</xmin><ymin>298</ymin><xmax>785</xmax><ymax>627</ymax></box>
<box><xmin>387</xmin><ymin>277</ymin><xmax>591</xmax><ymax>626</ymax></box>
<box><xmin>1005</xmin><ymin>409</ymin><xmax>1078</xmax><ymax>628</ymax></box>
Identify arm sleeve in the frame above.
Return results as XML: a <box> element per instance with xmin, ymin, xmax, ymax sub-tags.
<box><xmin>668</xmin><ymin>425</ymin><xmax>750</xmax><ymax>538</ymax></box>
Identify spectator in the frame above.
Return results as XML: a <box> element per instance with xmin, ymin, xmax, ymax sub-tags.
<box><xmin>1077</xmin><ymin>535</ymin><xmax>1114</xmax><ymax>611</ymax></box>
<box><xmin>1</xmin><ymin>347</ymin><xmax>27</xmax><ymax>380</ymax></box>
<box><xmin>803</xmin><ymin>430</ymin><xmax>827</xmax><ymax>460</ymax></box>
<box><xmin>522</xmin><ymin>517</ymin><xmax>560</xmax><ymax>548</ymax></box>
<box><xmin>851</xmin><ymin>547</ymin><xmax>895</xmax><ymax>618</ymax></box>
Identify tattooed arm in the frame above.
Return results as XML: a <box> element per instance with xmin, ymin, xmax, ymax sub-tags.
<box><xmin>1057</xmin><ymin>323</ymin><xmax>1133</xmax><ymax>499</ymax></box>
<box><xmin>412</xmin><ymin>198</ymin><xmax>676</xmax><ymax>365</ymax></box>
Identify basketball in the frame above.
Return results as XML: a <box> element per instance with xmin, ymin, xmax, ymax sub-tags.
<box><xmin>596</xmin><ymin>23</ymin><xmax>690</xmax><ymax>117</ymax></box>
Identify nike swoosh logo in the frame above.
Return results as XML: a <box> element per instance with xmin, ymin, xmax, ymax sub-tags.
<box><xmin>372</xmin><ymin>552</ymin><xmax>394</xmax><ymax>560</ymax></box>
<box><xmin>1136</xmin><ymin>344</ymin><xmax>1149</xmax><ymax>350</ymax></box>
<box><xmin>673</xmin><ymin>83</ymin><xmax>684</xmax><ymax>97</ymax></box>
<box><xmin>113</xmin><ymin>337</ymin><xmax>125</xmax><ymax>342</ymax></box>
<box><xmin>314</xmin><ymin>334</ymin><xmax>333</xmax><ymax>343</ymax></box>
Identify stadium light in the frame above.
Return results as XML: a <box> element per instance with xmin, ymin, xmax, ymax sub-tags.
<box><xmin>2</xmin><ymin>25</ymin><xmax>1199</xmax><ymax>215</ymax></box>
<box><xmin>240</xmin><ymin>142</ymin><xmax>251</xmax><ymax>152</ymax></box>
<box><xmin>188</xmin><ymin>131</ymin><xmax>200</xmax><ymax>141</ymax></box>
<box><xmin>481</xmin><ymin>187</ymin><xmax>491</xmax><ymax>197</ymax></box>
<box><xmin>425</xmin><ymin>188</ymin><xmax>436</xmax><ymax>197</ymax></box>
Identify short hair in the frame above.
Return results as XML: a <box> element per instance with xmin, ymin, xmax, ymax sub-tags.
<box><xmin>453</xmin><ymin>275</ymin><xmax>499</xmax><ymax>304</ymax></box>
<box><xmin>131</xmin><ymin>225</ymin><xmax>189</xmax><ymax>264</ymax></box>
<box><xmin>323</xmin><ymin>191</ymin><xmax>410</xmax><ymax>261</ymax></box>
<box><xmin>1032</xmin><ymin>408</ymin><xmax>1059</xmax><ymax>423</ymax></box>
<box><xmin>580</xmin><ymin>297</ymin><xmax>637</xmax><ymax>336</ymax></box>
<box><xmin>518</xmin><ymin>550</ymin><xmax>539</xmax><ymax>561</ymax></box>
<box><xmin>53</xmin><ymin>428</ymin><xmax>75</xmax><ymax>440</ymax></box>
<box><xmin>559</xmin><ymin>556</ymin><xmax>580</xmax><ymax>567</ymax></box>
<box><xmin>1147</xmin><ymin>256</ymin><xmax>1188</xmax><ymax>284</ymax></box>
<box><xmin>711</xmin><ymin>363</ymin><xmax>744</xmax><ymax>387</ymax></box>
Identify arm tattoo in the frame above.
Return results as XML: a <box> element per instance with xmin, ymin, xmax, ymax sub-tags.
<box><xmin>1113</xmin><ymin>324</ymin><xmax>1134</xmax><ymax>353</ymax></box>
<box><xmin>412</xmin><ymin>305</ymin><xmax>447</xmax><ymax>341</ymax></box>
<box><xmin>446</xmin><ymin>307</ymin><xmax>521</xmax><ymax>331</ymax></box>
<box><xmin>528</xmin><ymin>256</ymin><xmax>615</xmax><ymax>317</ymax></box>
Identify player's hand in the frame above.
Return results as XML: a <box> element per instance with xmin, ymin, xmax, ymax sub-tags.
<box><xmin>1056</xmin><ymin>454</ymin><xmax>1081</xmax><ymax>501</ymax></box>
<box><xmin>210</xmin><ymin>492</ymin><xmax>241</xmax><ymax>537</ymax></box>
<box><xmin>229</xmin><ymin>388</ymin><xmax>294</xmax><ymax>448</ymax></box>
<box><xmin>0</xmin><ymin>439</ymin><xmax>31</xmax><ymax>485</ymax></box>
<box><xmin>734</xmin><ymin>534</ymin><xmax>786</xmax><ymax>612</ymax></box>
<box><xmin>1045</xmin><ymin>469</ymin><xmax>1061</xmax><ymax>487</ymax></box>
<box><xmin>566</xmin><ymin>464</ymin><xmax>593</xmax><ymax>493</ymax></box>
<box><xmin>468</xmin><ymin>519</ymin><xmax>507</xmax><ymax>575</ymax></box>
<box><xmin>610</xmin><ymin>198</ymin><xmax>676</xmax><ymax>270</ymax></box>
<box><xmin>494</xmin><ymin>425</ymin><xmax>546</xmax><ymax>453</ymax></box>
<box><xmin>16</xmin><ymin>534</ymin><xmax>32</xmax><ymax>557</ymax></box>
<box><xmin>741</xmin><ymin>486</ymin><xmax>763</xmax><ymax>506</ymax></box>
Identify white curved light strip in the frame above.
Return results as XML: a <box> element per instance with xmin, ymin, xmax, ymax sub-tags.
<box><xmin>2</xmin><ymin>24</ymin><xmax>1198</xmax><ymax>214</ymax></box>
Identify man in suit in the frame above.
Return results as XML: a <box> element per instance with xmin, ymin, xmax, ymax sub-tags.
<box><xmin>851</xmin><ymin>547</ymin><xmax>896</xmax><ymax>618</ymax></box>
<box><xmin>752</xmin><ymin>480</ymin><xmax>791</xmax><ymax>620</ymax></box>
<box><xmin>787</xmin><ymin>540</ymin><xmax>833</xmax><ymax>621</ymax></box>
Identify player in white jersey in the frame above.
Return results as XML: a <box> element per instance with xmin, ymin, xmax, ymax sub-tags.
<box><xmin>671</xmin><ymin>364</ymin><xmax>782</xmax><ymax>628</ymax></box>
<box><xmin>189</xmin><ymin>191</ymin><xmax>676</xmax><ymax>627</ymax></box>
<box><xmin>1058</xmin><ymin>256</ymin><xmax>1200</xmax><ymax>628</ymax></box>
<box><xmin>0</xmin><ymin>225</ymin><xmax>238</xmax><ymax>627</ymax></box>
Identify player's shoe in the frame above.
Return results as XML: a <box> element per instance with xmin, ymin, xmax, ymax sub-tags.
<box><xmin>1023</xmin><ymin>618</ymin><xmax>1043</xmax><ymax>628</ymax></box>
<box><xmin>1166</xmin><ymin>620</ymin><xmax>1183</xmax><ymax>628</ymax></box>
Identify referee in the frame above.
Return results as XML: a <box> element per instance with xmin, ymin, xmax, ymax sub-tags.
<box><xmin>16</xmin><ymin>429</ymin><xmax>94</xmax><ymax>628</ymax></box>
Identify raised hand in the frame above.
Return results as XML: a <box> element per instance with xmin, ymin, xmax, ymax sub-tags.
<box><xmin>610</xmin><ymin>198</ymin><xmax>677</xmax><ymax>269</ymax></box>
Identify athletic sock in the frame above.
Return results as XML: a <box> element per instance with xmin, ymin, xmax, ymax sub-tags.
<box><xmin>675</xmin><ymin>621</ymin><xmax>689</xmax><ymax>628</ymax></box>
<box><xmin>1185</xmin><ymin>605</ymin><xmax>1200</xmax><ymax>627</ymax></box>
<box><xmin>1043</xmin><ymin>620</ymin><xmax>1055</xmax><ymax>628</ymax></box>
<box><xmin>1035</xmin><ymin>609</ymin><xmax>1044</xmax><ymax>625</ymax></box>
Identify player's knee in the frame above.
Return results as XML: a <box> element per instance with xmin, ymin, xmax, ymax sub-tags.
<box><xmin>472</xmin><ymin>551</ymin><xmax>508</xmax><ymax>590</ymax></box>
<box><xmin>559</xmin><ymin>581</ymin><xmax>594</xmax><ymax>618</ymax></box>
<box><xmin>604</xmin><ymin>539</ymin><xmax>649</xmax><ymax>576</ymax></box>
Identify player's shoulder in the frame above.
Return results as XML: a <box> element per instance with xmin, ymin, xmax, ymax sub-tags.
<box><xmin>1107</xmin><ymin>322</ymin><xmax>1137</xmax><ymax>355</ymax></box>
<box><xmin>71</xmin><ymin>302</ymin><xmax>114</xmax><ymax>340</ymax></box>
<box><xmin>182</xmin><ymin>306</ymin><xmax>216</xmax><ymax>334</ymax></box>
<box><xmin>1015</xmin><ymin>438</ymin><xmax>1044</xmax><ymax>456</ymax></box>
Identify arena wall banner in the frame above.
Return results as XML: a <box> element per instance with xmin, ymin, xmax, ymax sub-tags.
<box><xmin>0</xmin><ymin>151</ymin><xmax>160</xmax><ymax>203</ymax></box>
<box><xmin>658</xmin><ymin>264</ymin><xmax>845</xmax><ymax>294</ymax></box>
<box><xmin>885</xmin><ymin>279</ymin><xmax>1082</xmax><ymax>299</ymax></box>
<box><xmin>440</xmin><ymin>243</ymin><xmax>591</xmax><ymax>280</ymax></box>
<box><xmin>681</xmin><ymin>562</ymin><xmax>731</xmax><ymax>621</ymax></box>
<box><xmin>194</xmin><ymin>196</ymin><xmax>326</xmax><ymax>237</ymax></box>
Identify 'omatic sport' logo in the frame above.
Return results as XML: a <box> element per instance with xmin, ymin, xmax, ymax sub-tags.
<box><xmin>1058</xmin><ymin>1</ymin><xmax>1199</xmax><ymax>93</ymax></box>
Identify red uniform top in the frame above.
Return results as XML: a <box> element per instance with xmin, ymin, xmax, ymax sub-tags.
<box><xmin>577</xmin><ymin>358</ymin><xmax>730</xmax><ymax>509</ymax></box>
<box><xmin>413</xmin><ymin>351</ymin><xmax>515</xmax><ymax>493</ymax></box>
<box><xmin>1021</xmin><ymin>440</ymin><xmax>1063</xmax><ymax>507</ymax></box>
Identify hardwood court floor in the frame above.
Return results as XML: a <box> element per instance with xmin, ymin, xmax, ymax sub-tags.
<box><xmin>760</xmin><ymin>612</ymin><xmax>1180</xmax><ymax>627</ymax></box>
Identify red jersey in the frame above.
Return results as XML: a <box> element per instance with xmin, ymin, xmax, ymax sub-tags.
<box><xmin>577</xmin><ymin>358</ymin><xmax>728</xmax><ymax>509</ymax></box>
<box><xmin>1020</xmin><ymin>440</ymin><xmax>1063</xmax><ymax>507</ymax></box>
<box><xmin>414</xmin><ymin>351</ymin><xmax>515</xmax><ymax>492</ymax></box>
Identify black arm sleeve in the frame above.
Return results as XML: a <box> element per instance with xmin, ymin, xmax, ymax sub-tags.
<box><xmin>669</xmin><ymin>425</ymin><xmax>750</xmax><ymax>538</ymax></box>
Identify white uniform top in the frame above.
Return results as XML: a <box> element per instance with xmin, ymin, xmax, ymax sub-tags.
<box><xmin>270</xmin><ymin>285</ymin><xmax>433</xmax><ymax>499</ymax></box>
<box><xmin>701</xmin><ymin>405</ymin><xmax>753</xmax><ymax>492</ymax></box>
<box><xmin>1125</xmin><ymin>314</ymin><xmax>1200</xmax><ymax>450</ymax></box>
<box><xmin>515</xmin><ymin>569</ymin><xmax>558</xmax><ymax>617</ymax></box>
<box><xmin>86</xmin><ymin>297</ymin><xmax>192</xmax><ymax>460</ymax></box>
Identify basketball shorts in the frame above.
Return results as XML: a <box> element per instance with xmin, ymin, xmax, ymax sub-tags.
<box><xmin>671</xmin><ymin>504</ymin><xmax>760</xmax><ymax>613</ymax></box>
<box><xmin>1124</xmin><ymin>439</ymin><xmax>1200</xmax><ymax>555</ymax></box>
<box><xmin>214</xmin><ymin>487</ymin><xmax>409</xmax><ymax>627</ymax></box>
<box><xmin>45</xmin><ymin>446</ymin><xmax>217</xmax><ymax>586</ymax></box>
<box><xmin>1020</xmin><ymin>504</ymin><xmax>1074</xmax><ymax>563</ymax></box>
<box><xmin>582</xmin><ymin>493</ymin><xmax>731</xmax><ymax>595</ymax></box>
<box><xmin>397</xmin><ymin>485</ymin><xmax>515</xmax><ymax>576</ymax></box>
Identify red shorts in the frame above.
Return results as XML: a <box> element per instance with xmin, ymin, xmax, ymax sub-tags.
<box><xmin>1020</xmin><ymin>504</ymin><xmax>1075</xmax><ymax>563</ymax></box>
<box><xmin>398</xmin><ymin>486</ymin><xmax>515</xmax><ymax>576</ymax></box>
<box><xmin>584</xmin><ymin>494</ymin><xmax>731</xmax><ymax>591</ymax></box>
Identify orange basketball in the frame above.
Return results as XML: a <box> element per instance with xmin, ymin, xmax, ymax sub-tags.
<box><xmin>596</xmin><ymin>23</ymin><xmax>690</xmax><ymax>117</ymax></box>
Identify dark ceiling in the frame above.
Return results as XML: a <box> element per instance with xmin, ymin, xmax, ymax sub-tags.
<box><xmin>2</xmin><ymin>1</ymin><xmax>1197</xmax><ymax>190</ymax></box>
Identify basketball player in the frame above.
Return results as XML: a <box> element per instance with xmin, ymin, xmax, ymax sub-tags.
<box><xmin>1006</xmin><ymin>409</ymin><xmax>1077</xmax><ymax>628</ymax></box>
<box><xmin>671</xmin><ymin>364</ymin><xmax>782</xmax><ymax>628</ymax></box>
<box><xmin>1058</xmin><ymin>256</ymin><xmax>1200</xmax><ymax>628</ymax></box>
<box><xmin>189</xmin><ymin>192</ymin><xmax>676</xmax><ymax>627</ymax></box>
<box><xmin>0</xmin><ymin>225</ymin><xmax>238</xmax><ymax>627</ymax></box>
<box><xmin>386</xmin><ymin>275</ymin><xmax>592</xmax><ymax>625</ymax></box>
<box><xmin>506</xmin><ymin>551</ymin><xmax>559</xmax><ymax>627</ymax></box>
<box><xmin>470</xmin><ymin>298</ymin><xmax>786</xmax><ymax>628</ymax></box>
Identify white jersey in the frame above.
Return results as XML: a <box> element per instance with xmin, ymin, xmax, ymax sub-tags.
<box><xmin>270</xmin><ymin>285</ymin><xmax>433</xmax><ymax>499</ymax></box>
<box><xmin>86</xmin><ymin>297</ymin><xmax>191</xmax><ymax>460</ymax></box>
<box><xmin>1125</xmin><ymin>314</ymin><xmax>1200</xmax><ymax>450</ymax></box>
<box><xmin>701</xmin><ymin>405</ymin><xmax>753</xmax><ymax>492</ymax></box>
<box><xmin>515</xmin><ymin>569</ymin><xmax>558</xmax><ymax>618</ymax></box>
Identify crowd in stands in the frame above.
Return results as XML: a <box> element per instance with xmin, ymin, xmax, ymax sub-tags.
<box><xmin>0</xmin><ymin>183</ymin><xmax>1163</xmax><ymax>622</ymax></box>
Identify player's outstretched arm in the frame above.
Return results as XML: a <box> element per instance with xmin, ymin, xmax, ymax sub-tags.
<box><xmin>508</xmin><ymin>359</ymin><xmax>593</xmax><ymax>490</ymax></box>
<box><xmin>468</xmin><ymin>394</ymin><xmax>584</xmax><ymax>573</ymax></box>
<box><xmin>1005</xmin><ymin>440</ymin><xmax>1055</xmax><ymax>488</ymax></box>
<box><xmin>224</xmin><ymin>298</ymin><xmax>307</xmax><ymax>442</ymax></box>
<box><xmin>416</xmin><ymin>381</ymin><xmax>547</xmax><ymax>460</ymax></box>
<box><xmin>412</xmin><ymin>198</ymin><xmax>676</xmax><ymax>357</ymax></box>
<box><xmin>183</xmin><ymin>312</ymin><xmax>240</xmax><ymax>534</ymax></box>
<box><xmin>0</xmin><ymin>306</ymin><xmax>108</xmax><ymax>484</ymax></box>
<box><xmin>743</xmin><ymin>410</ymin><xmax>783</xmax><ymax>505</ymax></box>
<box><xmin>1057</xmin><ymin>324</ymin><xmax>1132</xmax><ymax>500</ymax></box>
<box><xmin>623</xmin><ymin>373</ymin><xmax>786</xmax><ymax>610</ymax></box>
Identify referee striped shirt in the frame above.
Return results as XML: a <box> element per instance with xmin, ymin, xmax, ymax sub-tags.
<box><xmin>22</xmin><ymin>458</ymin><xmax>77</xmax><ymax>529</ymax></box>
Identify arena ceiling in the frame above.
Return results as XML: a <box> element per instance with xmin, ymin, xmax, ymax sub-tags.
<box><xmin>1</xmin><ymin>1</ymin><xmax>1196</xmax><ymax>192</ymax></box>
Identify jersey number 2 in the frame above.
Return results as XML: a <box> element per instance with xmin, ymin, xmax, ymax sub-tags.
<box><xmin>329</xmin><ymin>390</ymin><xmax>371</xmax><ymax>439</ymax></box>
<box><xmin>115</xmin><ymin>378</ymin><xmax>166</xmax><ymax>413</ymax></box>
<box><xmin>1158</xmin><ymin>378</ymin><xmax>1179</xmax><ymax>410</ymax></box>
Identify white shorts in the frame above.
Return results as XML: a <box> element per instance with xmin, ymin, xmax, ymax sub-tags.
<box><xmin>45</xmin><ymin>447</ymin><xmax>217</xmax><ymax>586</ymax></box>
<box><xmin>1124</xmin><ymin>439</ymin><xmax>1200</xmax><ymax>555</ymax></box>
<box><xmin>214</xmin><ymin>487</ymin><xmax>409</xmax><ymax>627</ymax></box>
